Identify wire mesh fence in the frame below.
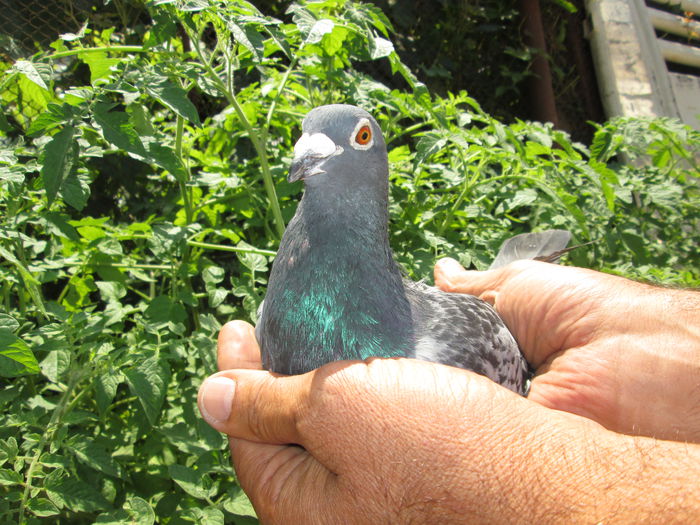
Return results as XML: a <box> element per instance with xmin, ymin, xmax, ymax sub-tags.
<box><xmin>0</xmin><ymin>0</ymin><xmax>103</xmax><ymax>58</ymax></box>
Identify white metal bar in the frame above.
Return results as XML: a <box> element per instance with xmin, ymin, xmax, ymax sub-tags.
<box><xmin>651</xmin><ymin>0</ymin><xmax>700</xmax><ymax>14</ymax></box>
<box><xmin>648</xmin><ymin>7</ymin><xmax>700</xmax><ymax>40</ymax></box>
<box><xmin>659</xmin><ymin>38</ymin><xmax>700</xmax><ymax>67</ymax></box>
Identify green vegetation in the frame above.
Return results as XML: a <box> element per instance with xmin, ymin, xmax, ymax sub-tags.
<box><xmin>0</xmin><ymin>0</ymin><xmax>698</xmax><ymax>522</ymax></box>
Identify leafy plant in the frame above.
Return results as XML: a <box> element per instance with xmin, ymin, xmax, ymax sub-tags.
<box><xmin>0</xmin><ymin>0</ymin><xmax>698</xmax><ymax>523</ymax></box>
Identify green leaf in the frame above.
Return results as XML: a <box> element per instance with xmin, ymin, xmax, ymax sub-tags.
<box><xmin>202</xmin><ymin>265</ymin><xmax>225</xmax><ymax>285</ymax></box>
<box><xmin>181</xmin><ymin>507</ymin><xmax>225</xmax><ymax>524</ymax></box>
<box><xmin>306</xmin><ymin>19</ymin><xmax>334</xmax><ymax>44</ymax></box>
<box><xmin>79</xmin><ymin>51</ymin><xmax>122</xmax><ymax>84</ymax></box>
<box><xmin>69</xmin><ymin>438</ymin><xmax>124</xmax><ymax>478</ymax></box>
<box><xmin>145</xmin><ymin>295</ymin><xmax>187</xmax><ymax>324</ymax></box>
<box><xmin>0</xmin><ymin>314</ymin><xmax>19</xmax><ymax>332</ymax></box>
<box><xmin>40</xmin><ymin>126</ymin><xmax>78</xmax><ymax>205</ymax></box>
<box><xmin>145</xmin><ymin>10</ymin><xmax>178</xmax><ymax>48</ymax></box>
<box><xmin>226</xmin><ymin>19</ymin><xmax>265</xmax><ymax>63</ymax></box>
<box><xmin>237</xmin><ymin>248</ymin><xmax>267</xmax><ymax>273</ymax></box>
<box><xmin>222</xmin><ymin>487</ymin><xmax>257</xmax><ymax>518</ymax></box>
<box><xmin>0</xmin><ymin>437</ymin><xmax>18</xmax><ymax>467</ymax></box>
<box><xmin>208</xmin><ymin>288</ymin><xmax>227</xmax><ymax>308</ymax></box>
<box><xmin>145</xmin><ymin>141</ymin><xmax>188</xmax><ymax>181</ymax></box>
<box><xmin>590</xmin><ymin>160</ymin><xmax>618</xmax><ymax>212</ymax></box>
<box><xmin>123</xmin><ymin>496</ymin><xmax>156</xmax><ymax>525</ymax></box>
<box><xmin>414</xmin><ymin>133</ymin><xmax>447</xmax><ymax>170</ymax></box>
<box><xmin>27</xmin><ymin>497</ymin><xmax>60</xmax><ymax>517</ymax></box>
<box><xmin>26</xmin><ymin>102</ymin><xmax>74</xmax><ymax>136</ymax></box>
<box><xmin>0</xmin><ymin>467</ymin><xmax>23</xmax><ymax>486</ymax></box>
<box><xmin>367</xmin><ymin>32</ymin><xmax>394</xmax><ymax>59</ymax></box>
<box><xmin>144</xmin><ymin>80</ymin><xmax>200</xmax><ymax>125</ymax></box>
<box><xmin>12</xmin><ymin>70</ymin><xmax>52</xmax><ymax>122</ymax></box>
<box><xmin>506</xmin><ymin>188</ymin><xmax>538</xmax><ymax>209</ymax></box>
<box><xmin>549</xmin><ymin>0</ymin><xmax>577</xmax><ymax>13</ymax></box>
<box><xmin>60</xmin><ymin>171</ymin><xmax>91</xmax><ymax>211</ymax></box>
<box><xmin>0</xmin><ymin>246</ymin><xmax>47</xmax><ymax>317</ymax></box>
<box><xmin>93</xmin><ymin>105</ymin><xmax>148</xmax><ymax>157</ymax></box>
<box><xmin>320</xmin><ymin>24</ymin><xmax>348</xmax><ymax>55</ymax></box>
<box><xmin>124</xmin><ymin>354</ymin><xmax>170</xmax><ymax>426</ymax></box>
<box><xmin>95</xmin><ymin>371</ymin><xmax>120</xmax><ymax>414</ymax></box>
<box><xmin>96</xmin><ymin>281</ymin><xmax>127</xmax><ymax>302</ymax></box>
<box><xmin>45</xmin><ymin>469</ymin><xmax>110</xmax><ymax>512</ymax></box>
<box><xmin>13</xmin><ymin>60</ymin><xmax>49</xmax><ymax>90</ymax></box>
<box><xmin>168</xmin><ymin>464</ymin><xmax>215</xmax><ymax>500</ymax></box>
<box><xmin>128</xmin><ymin>103</ymin><xmax>156</xmax><ymax>136</ymax></box>
<box><xmin>39</xmin><ymin>349</ymin><xmax>71</xmax><ymax>383</ymax></box>
<box><xmin>42</xmin><ymin>211</ymin><xmax>81</xmax><ymax>241</ymax></box>
<box><xmin>0</xmin><ymin>164</ymin><xmax>25</xmax><ymax>185</ymax></box>
<box><xmin>0</xmin><ymin>329</ymin><xmax>40</xmax><ymax>377</ymax></box>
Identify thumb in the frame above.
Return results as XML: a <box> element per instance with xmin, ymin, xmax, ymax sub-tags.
<box><xmin>434</xmin><ymin>257</ymin><xmax>504</xmax><ymax>304</ymax></box>
<box><xmin>198</xmin><ymin>369</ymin><xmax>308</xmax><ymax>445</ymax></box>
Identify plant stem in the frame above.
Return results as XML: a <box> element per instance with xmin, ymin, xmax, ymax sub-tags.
<box><xmin>187</xmin><ymin>27</ymin><xmax>286</xmax><ymax>239</ymax></box>
<box><xmin>175</xmin><ymin>115</ymin><xmax>193</xmax><ymax>224</ymax></box>
<box><xmin>17</xmin><ymin>370</ymin><xmax>82</xmax><ymax>523</ymax></box>
<box><xmin>47</xmin><ymin>45</ymin><xmax>146</xmax><ymax>59</ymax></box>
<box><xmin>264</xmin><ymin>57</ymin><xmax>298</xmax><ymax>135</ymax></box>
<box><xmin>106</xmin><ymin>262</ymin><xmax>175</xmax><ymax>270</ymax></box>
<box><xmin>438</xmin><ymin>156</ymin><xmax>485</xmax><ymax>235</ymax></box>
<box><xmin>187</xmin><ymin>240</ymin><xmax>276</xmax><ymax>257</ymax></box>
<box><xmin>227</xmin><ymin>92</ymin><xmax>286</xmax><ymax>239</ymax></box>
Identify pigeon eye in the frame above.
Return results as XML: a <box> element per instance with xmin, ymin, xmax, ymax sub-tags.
<box><xmin>355</xmin><ymin>126</ymin><xmax>372</xmax><ymax>145</ymax></box>
<box><xmin>350</xmin><ymin>119</ymin><xmax>374</xmax><ymax>150</ymax></box>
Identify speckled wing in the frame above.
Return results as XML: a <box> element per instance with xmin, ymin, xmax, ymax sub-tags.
<box><xmin>405</xmin><ymin>280</ymin><xmax>529</xmax><ymax>395</ymax></box>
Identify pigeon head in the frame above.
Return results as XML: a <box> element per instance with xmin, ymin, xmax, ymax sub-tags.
<box><xmin>288</xmin><ymin>104</ymin><xmax>388</xmax><ymax>195</ymax></box>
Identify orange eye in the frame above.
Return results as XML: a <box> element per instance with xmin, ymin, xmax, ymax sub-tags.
<box><xmin>355</xmin><ymin>125</ymin><xmax>372</xmax><ymax>145</ymax></box>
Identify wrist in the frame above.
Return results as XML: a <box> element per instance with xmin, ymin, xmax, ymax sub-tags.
<box><xmin>506</xmin><ymin>410</ymin><xmax>700</xmax><ymax>522</ymax></box>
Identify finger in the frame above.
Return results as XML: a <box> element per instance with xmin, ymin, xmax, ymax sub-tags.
<box><xmin>198</xmin><ymin>368</ymin><xmax>308</xmax><ymax>445</ymax></box>
<box><xmin>229</xmin><ymin>437</ymin><xmax>337</xmax><ymax>524</ymax></box>
<box><xmin>218</xmin><ymin>320</ymin><xmax>262</xmax><ymax>371</ymax></box>
<box><xmin>434</xmin><ymin>257</ymin><xmax>503</xmax><ymax>304</ymax></box>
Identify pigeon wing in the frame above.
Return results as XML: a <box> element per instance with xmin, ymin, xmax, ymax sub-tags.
<box><xmin>405</xmin><ymin>280</ymin><xmax>529</xmax><ymax>395</ymax></box>
<box><xmin>489</xmin><ymin>229</ymin><xmax>571</xmax><ymax>270</ymax></box>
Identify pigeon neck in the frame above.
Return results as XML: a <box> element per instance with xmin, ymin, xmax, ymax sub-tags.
<box><xmin>298</xmin><ymin>185</ymin><xmax>391</xmax><ymax>250</ymax></box>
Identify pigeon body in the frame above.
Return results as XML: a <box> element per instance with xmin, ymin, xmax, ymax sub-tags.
<box><xmin>256</xmin><ymin>105</ymin><xmax>565</xmax><ymax>395</ymax></box>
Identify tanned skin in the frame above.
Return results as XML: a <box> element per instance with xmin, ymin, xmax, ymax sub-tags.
<box><xmin>198</xmin><ymin>259</ymin><xmax>700</xmax><ymax>524</ymax></box>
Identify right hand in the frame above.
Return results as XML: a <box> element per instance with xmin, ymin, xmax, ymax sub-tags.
<box><xmin>434</xmin><ymin>258</ymin><xmax>700</xmax><ymax>443</ymax></box>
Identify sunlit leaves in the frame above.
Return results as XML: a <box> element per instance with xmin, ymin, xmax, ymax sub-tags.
<box><xmin>44</xmin><ymin>469</ymin><xmax>110</xmax><ymax>513</ymax></box>
<box><xmin>168</xmin><ymin>464</ymin><xmax>216</xmax><ymax>499</ymax></box>
<box><xmin>12</xmin><ymin>60</ymin><xmax>50</xmax><ymax>90</ymax></box>
<box><xmin>0</xmin><ymin>1</ymin><xmax>698</xmax><ymax>523</ymax></box>
<box><xmin>0</xmin><ymin>332</ymin><xmax>39</xmax><ymax>377</ymax></box>
<box><xmin>124</xmin><ymin>353</ymin><xmax>171</xmax><ymax>426</ymax></box>
<box><xmin>40</xmin><ymin>126</ymin><xmax>79</xmax><ymax>205</ymax></box>
<box><xmin>93</xmin><ymin>105</ymin><xmax>148</xmax><ymax>158</ymax></box>
<box><xmin>144</xmin><ymin>78</ymin><xmax>200</xmax><ymax>125</ymax></box>
<box><xmin>78</xmin><ymin>51</ymin><xmax>124</xmax><ymax>85</ymax></box>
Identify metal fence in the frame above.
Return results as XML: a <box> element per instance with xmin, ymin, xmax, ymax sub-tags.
<box><xmin>0</xmin><ymin>0</ymin><xmax>101</xmax><ymax>58</ymax></box>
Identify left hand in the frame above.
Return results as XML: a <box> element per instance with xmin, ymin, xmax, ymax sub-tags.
<box><xmin>198</xmin><ymin>321</ymin><xmax>610</xmax><ymax>524</ymax></box>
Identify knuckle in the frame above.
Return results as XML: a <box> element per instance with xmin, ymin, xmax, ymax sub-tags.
<box><xmin>245</xmin><ymin>377</ymin><xmax>278</xmax><ymax>441</ymax></box>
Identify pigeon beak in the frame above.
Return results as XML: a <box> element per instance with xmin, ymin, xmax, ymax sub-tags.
<box><xmin>288</xmin><ymin>132</ymin><xmax>343</xmax><ymax>183</ymax></box>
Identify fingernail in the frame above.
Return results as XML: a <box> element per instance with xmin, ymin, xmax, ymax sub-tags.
<box><xmin>199</xmin><ymin>376</ymin><xmax>236</xmax><ymax>424</ymax></box>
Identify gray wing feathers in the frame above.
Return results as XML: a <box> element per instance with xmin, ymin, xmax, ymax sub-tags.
<box><xmin>489</xmin><ymin>229</ymin><xmax>571</xmax><ymax>270</ymax></box>
<box><xmin>405</xmin><ymin>280</ymin><xmax>528</xmax><ymax>394</ymax></box>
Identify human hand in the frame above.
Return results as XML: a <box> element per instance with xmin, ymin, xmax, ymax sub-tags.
<box><xmin>198</xmin><ymin>321</ymin><xmax>615</xmax><ymax>524</ymax></box>
<box><xmin>434</xmin><ymin>258</ymin><xmax>700</xmax><ymax>443</ymax></box>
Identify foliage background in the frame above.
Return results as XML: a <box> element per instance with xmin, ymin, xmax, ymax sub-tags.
<box><xmin>0</xmin><ymin>0</ymin><xmax>698</xmax><ymax>523</ymax></box>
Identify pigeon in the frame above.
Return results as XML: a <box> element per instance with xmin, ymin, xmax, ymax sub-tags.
<box><xmin>256</xmin><ymin>105</ymin><xmax>570</xmax><ymax>395</ymax></box>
